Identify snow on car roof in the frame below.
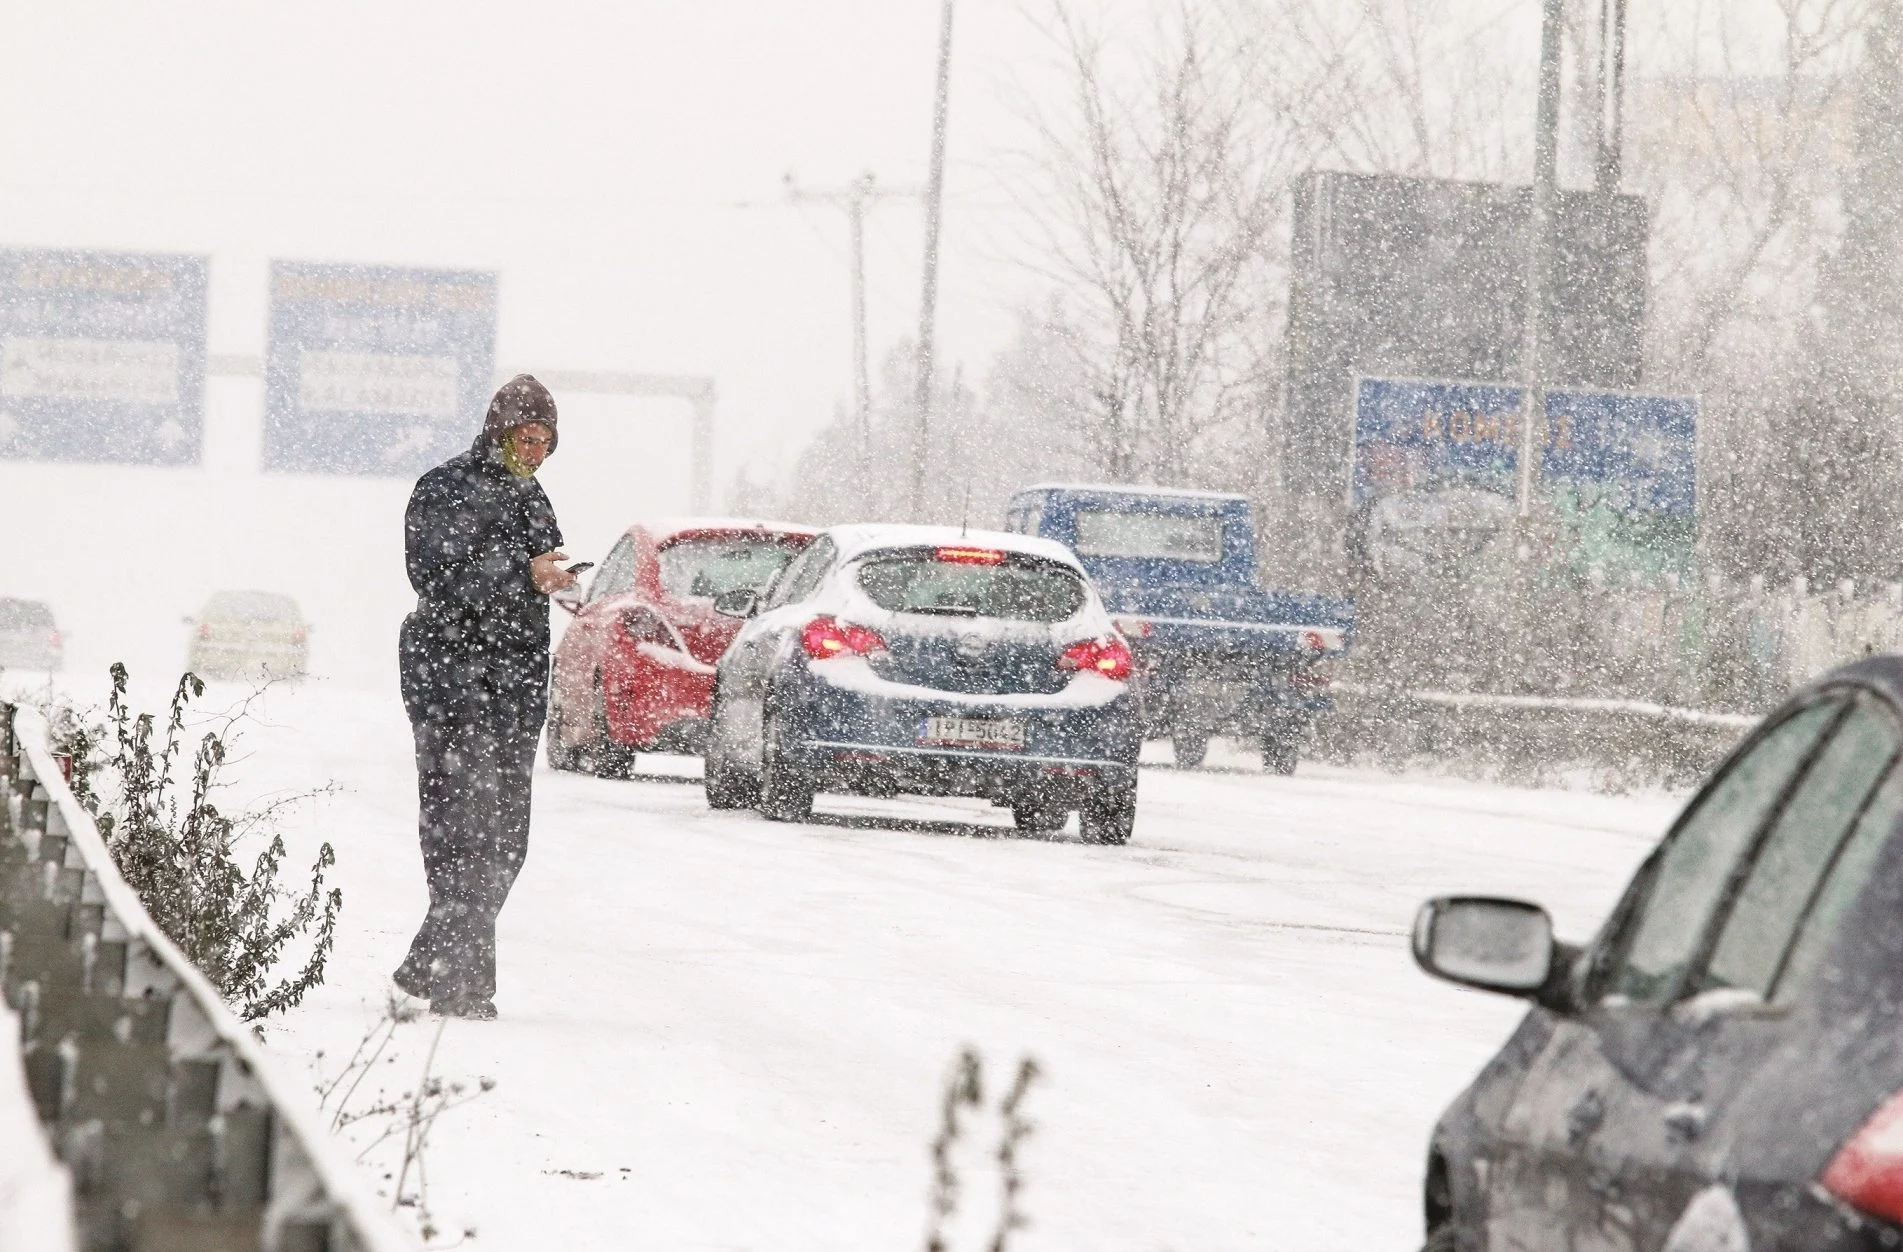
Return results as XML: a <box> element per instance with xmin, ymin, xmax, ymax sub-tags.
<box><xmin>823</xmin><ymin>523</ymin><xmax>1083</xmax><ymax>568</ymax></box>
<box><xmin>632</xmin><ymin>517</ymin><xmax>819</xmax><ymax>540</ymax></box>
<box><xmin>1014</xmin><ymin>482</ymin><xmax>1249</xmax><ymax>503</ymax></box>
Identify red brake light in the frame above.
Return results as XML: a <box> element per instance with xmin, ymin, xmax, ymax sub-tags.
<box><xmin>1057</xmin><ymin>636</ymin><xmax>1133</xmax><ymax>682</ymax></box>
<box><xmin>935</xmin><ymin>546</ymin><xmax>1005</xmax><ymax>565</ymax></box>
<box><xmin>1300</xmin><ymin>628</ymin><xmax>1344</xmax><ymax>653</ymax></box>
<box><xmin>197</xmin><ymin>622</ymin><xmax>212</xmax><ymax>640</ymax></box>
<box><xmin>1823</xmin><ymin>1090</ymin><xmax>1903</xmax><ymax>1224</ymax></box>
<box><xmin>800</xmin><ymin>616</ymin><xmax>887</xmax><ymax>659</ymax></box>
<box><xmin>48</xmin><ymin>632</ymin><xmax>61</xmax><ymax>647</ymax></box>
<box><xmin>292</xmin><ymin>627</ymin><xmax>308</xmax><ymax>645</ymax></box>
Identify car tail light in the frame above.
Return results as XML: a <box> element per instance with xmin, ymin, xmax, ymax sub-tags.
<box><xmin>1300</xmin><ymin>628</ymin><xmax>1345</xmax><ymax>653</ymax></box>
<box><xmin>1823</xmin><ymin>1090</ymin><xmax>1903</xmax><ymax>1224</ymax></box>
<box><xmin>197</xmin><ymin>622</ymin><xmax>212</xmax><ymax>640</ymax></box>
<box><xmin>1288</xmin><ymin>663</ymin><xmax>1332</xmax><ymax>692</ymax></box>
<box><xmin>801</xmin><ymin>616</ymin><xmax>887</xmax><ymax>659</ymax></box>
<box><xmin>935</xmin><ymin>546</ymin><xmax>1005</xmax><ymax>565</ymax></box>
<box><xmin>292</xmin><ymin>627</ymin><xmax>308</xmax><ymax>645</ymax></box>
<box><xmin>48</xmin><ymin>632</ymin><xmax>61</xmax><ymax>647</ymax></box>
<box><xmin>1058</xmin><ymin>636</ymin><xmax>1133</xmax><ymax>681</ymax></box>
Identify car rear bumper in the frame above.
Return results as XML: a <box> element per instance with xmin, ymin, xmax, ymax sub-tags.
<box><xmin>189</xmin><ymin>642</ymin><xmax>307</xmax><ymax>674</ymax></box>
<box><xmin>782</xmin><ymin>669</ymin><xmax>1140</xmax><ymax>802</ymax></box>
<box><xmin>805</xmin><ymin>740</ymin><xmax>1137</xmax><ymax>805</ymax></box>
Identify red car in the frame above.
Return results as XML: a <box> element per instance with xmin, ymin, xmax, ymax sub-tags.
<box><xmin>547</xmin><ymin>519</ymin><xmax>816</xmax><ymax>774</ymax></box>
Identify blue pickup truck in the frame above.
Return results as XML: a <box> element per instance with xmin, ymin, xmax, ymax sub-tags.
<box><xmin>1004</xmin><ymin>484</ymin><xmax>1353</xmax><ymax>772</ymax></box>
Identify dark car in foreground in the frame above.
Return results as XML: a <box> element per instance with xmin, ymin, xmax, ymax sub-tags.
<box><xmin>1413</xmin><ymin>656</ymin><xmax>1903</xmax><ymax>1251</ymax></box>
<box><xmin>703</xmin><ymin>524</ymin><xmax>1142</xmax><ymax>842</ymax></box>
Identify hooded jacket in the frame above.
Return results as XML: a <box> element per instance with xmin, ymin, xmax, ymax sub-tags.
<box><xmin>398</xmin><ymin>376</ymin><xmax>564</xmax><ymax>728</ymax></box>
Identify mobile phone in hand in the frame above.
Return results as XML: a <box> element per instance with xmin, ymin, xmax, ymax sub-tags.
<box><xmin>565</xmin><ymin>561</ymin><xmax>595</xmax><ymax>575</ymax></box>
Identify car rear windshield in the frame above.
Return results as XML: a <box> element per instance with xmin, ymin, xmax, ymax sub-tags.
<box><xmin>658</xmin><ymin>536</ymin><xmax>807</xmax><ymax>599</ymax></box>
<box><xmin>855</xmin><ymin>552</ymin><xmax>1086</xmax><ymax>623</ymax></box>
<box><xmin>1073</xmin><ymin>510</ymin><xmax>1223</xmax><ymax>562</ymax></box>
<box><xmin>0</xmin><ymin>599</ymin><xmax>52</xmax><ymax>628</ymax></box>
<box><xmin>206</xmin><ymin>592</ymin><xmax>298</xmax><ymax>620</ymax></box>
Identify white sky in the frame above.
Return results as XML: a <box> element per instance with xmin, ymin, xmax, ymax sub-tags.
<box><xmin>0</xmin><ymin>1</ymin><xmax>1088</xmax><ymax>497</ymax></box>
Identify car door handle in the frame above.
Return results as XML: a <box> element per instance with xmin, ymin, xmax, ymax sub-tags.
<box><xmin>1567</xmin><ymin>1090</ymin><xmax>1606</xmax><ymax>1145</ymax></box>
<box><xmin>1663</xmin><ymin>1101</ymin><xmax>1707</xmax><ymax>1143</ymax></box>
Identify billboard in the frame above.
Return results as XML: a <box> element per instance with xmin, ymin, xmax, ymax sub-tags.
<box><xmin>263</xmin><ymin>262</ymin><xmax>497</xmax><ymax>475</ymax></box>
<box><xmin>0</xmin><ymin>249</ymin><xmax>209</xmax><ymax>466</ymax></box>
<box><xmin>1352</xmin><ymin>377</ymin><xmax>1696</xmax><ymax>515</ymax></box>
<box><xmin>1353</xmin><ymin>377</ymin><xmax>1697</xmax><ymax>574</ymax></box>
<box><xmin>1284</xmin><ymin>171</ymin><xmax>1648</xmax><ymax>502</ymax></box>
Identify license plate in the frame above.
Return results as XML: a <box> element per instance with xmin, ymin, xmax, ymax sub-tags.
<box><xmin>917</xmin><ymin>716</ymin><xmax>1026</xmax><ymax>750</ymax></box>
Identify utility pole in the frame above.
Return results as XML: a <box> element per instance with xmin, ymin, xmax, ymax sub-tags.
<box><xmin>911</xmin><ymin>0</ymin><xmax>955</xmax><ymax>522</ymax></box>
<box><xmin>787</xmin><ymin>172</ymin><xmax>917</xmax><ymax>452</ymax></box>
<box><xmin>1515</xmin><ymin>0</ymin><xmax>1565</xmax><ymax>517</ymax></box>
<box><xmin>1593</xmin><ymin>0</ymin><xmax>1628</xmax><ymax>191</ymax></box>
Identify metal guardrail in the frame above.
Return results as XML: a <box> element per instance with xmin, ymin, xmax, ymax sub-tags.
<box><xmin>1332</xmin><ymin>681</ymin><xmax>1761</xmax><ymax>730</ymax></box>
<box><xmin>1318</xmin><ymin>683</ymin><xmax>1762</xmax><ymax>787</ymax></box>
<box><xmin>0</xmin><ymin>701</ymin><xmax>412</xmax><ymax>1252</ymax></box>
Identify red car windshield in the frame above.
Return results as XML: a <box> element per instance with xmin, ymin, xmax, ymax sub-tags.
<box><xmin>658</xmin><ymin>535</ymin><xmax>807</xmax><ymax>600</ymax></box>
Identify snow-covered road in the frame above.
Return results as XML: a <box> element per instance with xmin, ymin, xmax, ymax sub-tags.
<box><xmin>190</xmin><ymin>685</ymin><xmax>1679</xmax><ymax>1250</ymax></box>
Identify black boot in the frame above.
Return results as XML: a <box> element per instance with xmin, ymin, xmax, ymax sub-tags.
<box><xmin>430</xmin><ymin>993</ymin><xmax>498</xmax><ymax>1020</ymax></box>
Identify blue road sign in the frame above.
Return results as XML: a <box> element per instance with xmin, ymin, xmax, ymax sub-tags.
<box><xmin>263</xmin><ymin>262</ymin><xmax>497</xmax><ymax>476</ymax></box>
<box><xmin>1351</xmin><ymin>376</ymin><xmax>1696</xmax><ymax>516</ymax></box>
<box><xmin>0</xmin><ymin>249</ymin><xmax>208</xmax><ymax>466</ymax></box>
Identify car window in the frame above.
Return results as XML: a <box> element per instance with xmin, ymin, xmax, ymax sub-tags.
<box><xmin>764</xmin><ymin>536</ymin><xmax>834</xmax><ymax>609</ymax></box>
<box><xmin>657</xmin><ymin>536</ymin><xmax>805</xmax><ymax>600</ymax></box>
<box><xmin>206</xmin><ymin>591</ymin><xmax>298</xmax><ymax>620</ymax></box>
<box><xmin>1597</xmin><ymin>698</ymin><xmax>1845</xmax><ymax>1004</ymax></box>
<box><xmin>1073</xmin><ymin>510</ymin><xmax>1223</xmax><ymax>561</ymax></box>
<box><xmin>1697</xmin><ymin>696</ymin><xmax>1900</xmax><ymax>1000</ymax></box>
<box><xmin>588</xmin><ymin>537</ymin><xmax>636</xmax><ymax>603</ymax></box>
<box><xmin>1773</xmin><ymin>760</ymin><xmax>1903</xmax><ymax>1004</ymax></box>
<box><xmin>856</xmin><ymin>552</ymin><xmax>1086</xmax><ymax>622</ymax></box>
<box><xmin>0</xmin><ymin>599</ymin><xmax>52</xmax><ymax>629</ymax></box>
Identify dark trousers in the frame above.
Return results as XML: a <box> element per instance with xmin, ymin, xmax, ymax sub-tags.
<box><xmin>395</xmin><ymin>715</ymin><xmax>537</xmax><ymax>1000</ymax></box>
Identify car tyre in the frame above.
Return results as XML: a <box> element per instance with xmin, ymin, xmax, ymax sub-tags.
<box><xmin>586</xmin><ymin>677</ymin><xmax>636</xmax><ymax>780</ymax></box>
<box><xmin>545</xmin><ymin>696</ymin><xmax>582</xmax><ymax>772</ymax></box>
<box><xmin>757</xmin><ymin>708</ymin><xmax>815</xmax><ymax>823</ymax></box>
<box><xmin>704</xmin><ymin>691</ymin><xmax>758</xmax><ymax>810</ymax></box>
<box><xmin>1079</xmin><ymin>783</ymin><xmax>1136</xmax><ymax>845</ymax></box>
<box><xmin>1419</xmin><ymin>1224</ymin><xmax>1456</xmax><ymax>1252</ymax></box>
<box><xmin>1171</xmin><ymin>729</ymin><xmax>1209</xmax><ymax>768</ymax></box>
<box><xmin>1012</xmin><ymin>802</ymin><xmax>1068</xmax><ymax>835</ymax></box>
<box><xmin>1261</xmin><ymin>735</ymin><xmax>1299</xmax><ymax>776</ymax></box>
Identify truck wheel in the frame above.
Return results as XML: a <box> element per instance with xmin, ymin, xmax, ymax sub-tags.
<box><xmin>1012</xmin><ymin>802</ymin><xmax>1068</xmax><ymax>835</ymax></box>
<box><xmin>1261</xmin><ymin>736</ymin><xmax>1299</xmax><ymax>776</ymax></box>
<box><xmin>1080</xmin><ymin>784</ymin><xmax>1136</xmax><ymax>845</ymax></box>
<box><xmin>1171</xmin><ymin>730</ymin><xmax>1209</xmax><ymax>768</ymax></box>
<box><xmin>703</xmin><ymin>691</ymin><xmax>758</xmax><ymax>810</ymax></box>
<box><xmin>758</xmin><ymin>710</ymin><xmax>815</xmax><ymax>823</ymax></box>
<box><xmin>587</xmin><ymin>677</ymin><xmax>635</xmax><ymax>779</ymax></box>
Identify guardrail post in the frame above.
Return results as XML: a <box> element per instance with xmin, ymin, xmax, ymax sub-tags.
<box><xmin>0</xmin><ymin>699</ymin><xmax>413</xmax><ymax>1252</ymax></box>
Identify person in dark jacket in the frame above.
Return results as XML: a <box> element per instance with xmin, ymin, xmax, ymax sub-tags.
<box><xmin>392</xmin><ymin>374</ymin><xmax>576</xmax><ymax>1019</ymax></box>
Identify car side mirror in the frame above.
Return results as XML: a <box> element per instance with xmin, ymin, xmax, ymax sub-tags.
<box><xmin>713</xmin><ymin>589</ymin><xmax>758</xmax><ymax>619</ymax></box>
<box><xmin>554</xmin><ymin>589</ymin><xmax>584</xmax><ymax>616</ymax></box>
<box><xmin>1412</xmin><ymin>896</ymin><xmax>1555</xmax><ymax>997</ymax></box>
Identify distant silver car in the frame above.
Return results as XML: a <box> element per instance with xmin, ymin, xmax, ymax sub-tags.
<box><xmin>187</xmin><ymin>591</ymin><xmax>309</xmax><ymax>680</ymax></box>
<box><xmin>0</xmin><ymin>598</ymin><xmax>62</xmax><ymax>671</ymax></box>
